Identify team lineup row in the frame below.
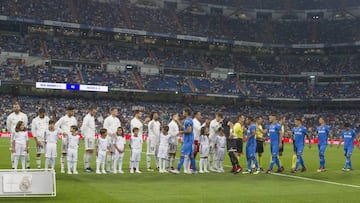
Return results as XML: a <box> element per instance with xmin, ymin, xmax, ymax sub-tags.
<box><xmin>7</xmin><ymin>102</ymin><xmax>360</xmax><ymax>174</ymax></box>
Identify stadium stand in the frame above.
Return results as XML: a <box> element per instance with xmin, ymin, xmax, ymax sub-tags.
<box><xmin>1</xmin><ymin>0</ymin><xmax>360</xmax><ymax>43</ymax></box>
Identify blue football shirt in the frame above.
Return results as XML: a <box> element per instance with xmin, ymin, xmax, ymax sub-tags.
<box><xmin>341</xmin><ymin>129</ymin><xmax>356</xmax><ymax>148</ymax></box>
<box><xmin>292</xmin><ymin>126</ymin><xmax>307</xmax><ymax>147</ymax></box>
<box><xmin>268</xmin><ymin>122</ymin><xmax>281</xmax><ymax>144</ymax></box>
<box><xmin>316</xmin><ymin>125</ymin><xmax>331</xmax><ymax>146</ymax></box>
<box><xmin>183</xmin><ymin>118</ymin><xmax>194</xmax><ymax>145</ymax></box>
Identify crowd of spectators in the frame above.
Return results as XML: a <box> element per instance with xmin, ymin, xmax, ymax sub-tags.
<box><xmin>1</xmin><ymin>61</ymin><xmax>360</xmax><ymax>99</ymax></box>
<box><xmin>312</xmin><ymin>82</ymin><xmax>360</xmax><ymax>98</ymax></box>
<box><xmin>1</xmin><ymin>0</ymin><xmax>360</xmax><ymax>44</ymax></box>
<box><xmin>1</xmin><ymin>1</ymin><xmax>360</xmax><ymax>99</ymax></box>
<box><xmin>43</xmin><ymin>38</ymin><xmax>155</xmax><ymax>65</ymax></box>
<box><xmin>81</xmin><ymin>65</ymin><xmax>139</xmax><ymax>89</ymax></box>
<box><xmin>245</xmin><ymin>81</ymin><xmax>308</xmax><ymax>99</ymax></box>
<box><xmin>0</xmin><ymin>35</ymin><xmax>42</xmax><ymax>56</ymax></box>
<box><xmin>3</xmin><ymin>35</ymin><xmax>360</xmax><ymax>75</ymax></box>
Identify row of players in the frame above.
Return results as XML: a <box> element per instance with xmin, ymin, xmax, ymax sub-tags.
<box><xmin>7</xmin><ymin>103</ymin><xmax>360</xmax><ymax>174</ymax></box>
<box><xmin>8</xmin><ymin>105</ymin><xmax>220</xmax><ymax>173</ymax></box>
<box><xmin>8</xmin><ymin>105</ymin><xmax>225</xmax><ymax>174</ymax></box>
<box><xmin>11</xmin><ymin>118</ymin><xmax>227</xmax><ymax>174</ymax></box>
<box><xmin>7</xmin><ymin>103</ymin><xmax>219</xmax><ymax>173</ymax></box>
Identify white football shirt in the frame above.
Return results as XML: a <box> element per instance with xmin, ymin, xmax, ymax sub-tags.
<box><xmin>12</xmin><ymin>131</ymin><xmax>28</xmax><ymax>145</ymax></box>
<box><xmin>7</xmin><ymin>112</ymin><xmax>28</xmax><ymax>133</ymax></box>
<box><xmin>130</xmin><ymin>117</ymin><xmax>143</xmax><ymax>137</ymax></box>
<box><xmin>114</xmin><ymin>136</ymin><xmax>126</xmax><ymax>151</ymax></box>
<box><xmin>193</xmin><ymin>118</ymin><xmax>201</xmax><ymax>141</ymax></box>
<box><xmin>103</xmin><ymin>115</ymin><xmax>121</xmax><ymax>136</ymax></box>
<box><xmin>68</xmin><ymin>135</ymin><xmax>80</xmax><ymax>150</ymax></box>
<box><xmin>55</xmin><ymin>115</ymin><xmax>78</xmax><ymax>137</ymax></box>
<box><xmin>44</xmin><ymin>129</ymin><xmax>59</xmax><ymax>144</ymax></box>
<box><xmin>130</xmin><ymin>136</ymin><xmax>142</xmax><ymax>150</ymax></box>
<box><xmin>216</xmin><ymin>135</ymin><xmax>226</xmax><ymax>148</ymax></box>
<box><xmin>81</xmin><ymin>113</ymin><xmax>96</xmax><ymax>138</ymax></box>
<box><xmin>159</xmin><ymin>134</ymin><xmax>170</xmax><ymax>147</ymax></box>
<box><xmin>97</xmin><ymin>137</ymin><xmax>109</xmax><ymax>152</ymax></box>
<box><xmin>31</xmin><ymin>116</ymin><xmax>50</xmax><ymax>141</ymax></box>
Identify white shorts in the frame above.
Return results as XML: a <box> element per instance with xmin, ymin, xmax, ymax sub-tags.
<box><xmin>36</xmin><ymin>141</ymin><xmax>45</xmax><ymax>154</ymax></box>
<box><xmin>14</xmin><ymin>143</ymin><xmax>27</xmax><ymax>156</ymax></box>
<box><xmin>209</xmin><ymin>142</ymin><xmax>216</xmax><ymax>155</ymax></box>
<box><xmin>107</xmin><ymin>137</ymin><xmax>115</xmax><ymax>153</ymax></box>
<box><xmin>97</xmin><ymin>151</ymin><xmax>106</xmax><ymax>164</ymax></box>
<box><xmin>200</xmin><ymin>145</ymin><xmax>210</xmax><ymax>157</ymax></box>
<box><xmin>216</xmin><ymin>148</ymin><xmax>225</xmax><ymax>161</ymax></box>
<box><xmin>67</xmin><ymin>149</ymin><xmax>78</xmax><ymax>162</ymax></box>
<box><xmin>157</xmin><ymin>145</ymin><xmax>169</xmax><ymax>159</ymax></box>
<box><xmin>62</xmin><ymin>138</ymin><xmax>68</xmax><ymax>154</ymax></box>
<box><xmin>146</xmin><ymin>138</ymin><xmax>159</xmax><ymax>156</ymax></box>
<box><xmin>45</xmin><ymin>143</ymin><xmax>57</xmax><ymax>158</ymax></box>
<box><xmin>114</xmin><ymin>151</ymin><xmax>124</xmax><ymax>161</ymax></box>
<box><xmin>131</xmin><ymin>149</ymin><xmax>141</xmax><ymax>162</ymax></box>
<box><xmin>168</xmin><ymin>144</ymin><xmax>178</xmax><ymax>154</ymax></box>
<box><xmin>84</xmin><ymin>137</ymin><xmax>95</xmax><ymax>150</ymax></box>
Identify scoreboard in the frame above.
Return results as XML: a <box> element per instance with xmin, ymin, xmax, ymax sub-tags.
<box><xmin>36</xmin><ymin>82</ymin><xmax>108</xmax><ymax>92</ymax></box>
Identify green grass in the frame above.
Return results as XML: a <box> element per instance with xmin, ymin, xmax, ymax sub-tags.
<box><xmin>1</xmin><ymin>138</ymin><xmax>360</xmax><ymax>203</ymax></box>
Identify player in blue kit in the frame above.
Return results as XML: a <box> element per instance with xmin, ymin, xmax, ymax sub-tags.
<box><xmin>338</xmin><ymin>123</ymin><xmax>359</xmax><ymax>171</ymax></box>
<box><xmin>266</xmin><ymin>114</ymin><xmax>283</xmax><ymax>174</ymax></box>
<box><xmin>314</xmin><ymin>116</ymin><xmax>333</xmax><ymax>172</ymax></box>
<box><xmin>291</xmin><ymin>117</ymin><xmax>308</xmax><ymax>173</ymax></box>
<box><xmin>242</xmin><ymin>116</ymin><xmax>260</xmax><ymax>175</ymax></box>
<box><xmin>170</xmin><ymin>108</ymin><xmax>197</xmax><ymax>174</ymax></box>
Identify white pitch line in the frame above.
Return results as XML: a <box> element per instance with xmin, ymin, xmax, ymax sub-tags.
<box><xmin>270</xmin><ymin>172</ymin><xmax>360</xmax><ymax>189</ymax></box>
<box><xmin>223</xmin><ymin>163</ymin><xmax>360</xmax><ymax>189</ymax></box>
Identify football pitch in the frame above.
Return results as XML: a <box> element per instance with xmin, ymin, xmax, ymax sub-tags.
<box><xmin>1</xmin><ymin>138</ymin><xmax>360</xmax><ymax>203</ymax></box>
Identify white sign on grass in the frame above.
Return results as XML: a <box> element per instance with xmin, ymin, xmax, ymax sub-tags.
<box><xmin>3</xmin><ymin>174</ymin><xmax>32</xmax><ymax>193</ymax></box>
<box><xmin>0</xmin><ymin>169</ymin><xmax>55</xmax><ymax>197</ymax></box>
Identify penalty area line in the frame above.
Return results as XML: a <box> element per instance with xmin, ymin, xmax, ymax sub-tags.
<box><xmin>270</xmin><ymin>172</ymin><xmax>360</xmax><ymax>189</ymax></box>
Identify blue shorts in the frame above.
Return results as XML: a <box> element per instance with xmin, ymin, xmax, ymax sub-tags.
<box><xmin>296</xmin><ymin>145</ymin><xmax>304</xmax><ymax>156</ymax></box>
<box><xmin>293</xmin><ymin>142</ymin><xmax>297</xmax><ymax>153</ymax></box>
<box><xmin>344</xmin><ymin>147</ymin><xmax>354</xmax><ymax>157</ymax></box>
<box><xmin>181</xmin><ymin>143</ymin><xmax>193</xmax><ymax>156</ymax></box>
<box><xmin>318</xmin><ymin>144</ymin><xmax>327</xmax><ymax>155</ymax></box>
<box><xmin>246</xmin><ymin>145</ymin><xmax>256</xmax><ymax>158</ymax></box>
<box><xmin>270</xmin><ymin>144</ymin><xmax>279</xmax><ymax>157</ymax></box>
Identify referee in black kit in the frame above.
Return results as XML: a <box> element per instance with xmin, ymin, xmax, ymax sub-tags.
<box><xmin>221</xmin><ymin>116</ymin><xmax>242</xmax><ymax>174</ymax></box>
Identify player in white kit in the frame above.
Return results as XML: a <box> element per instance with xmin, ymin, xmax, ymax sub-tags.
<box><xmin>81</xmin><ymin>107</ymin><xmax>97</xmax><ymax>172</ymax></box>
<box><xmin>147</xmin><ymin>112</ymin><xmax>161</xmax><ymax>171</ymax></box>
<box><xmin>158</xmin><ymin>126</ymin><xmax>170</xmax><ymax>173</ymax></box>
<box><xmin>55</xmin><ymin>106</ymin><xmax>77</xmax><ymax>173</ymax></box>
<box><xmin>130</xmin><ymin>110</ymin><xmax>150</xmax><ymax>169</ymax></box>
<box><xmin>215</xmin><ymin>130</ymin><xmax>227</xmax><ymax>173</ymax></box>
<box><xmin>7</xmin><ymin>102</ymin><xmax>28</xmax><ymax>169</ymax></box>
<box><xmin>44</xmin><ymin>120</ymin><xmax>59</xmax><ymax>171</ymax></box>
<box><xmin>11</xmin><ymin>121</ymin><xmax>29</xmax><ymax>170</ymax></box>
<box><xmin>31</xmin><ymin>108</ymin><xmax>50</xmax><ymax>169</ymax></box>
<box><xmin>113</xmin><ymin>127</ymin><xmax>126</xmax><ymax>174</ymax></box>
<box><xmin>96</xmin><ymin>128</ymin><xmax>109</xmax><ymax>174</ymax></box>
<box><xmin>168</xmin><ymin>113</ymin><xmax>180</xmax><ymax>170</ymax></box>
<box><xmin>67</xmin><ymin>125</ymin><xmax>80</xmax><ymax>174</ymax></box>
<box><xmin>191</xmin><ymin>111</ymin><xmax>202</xmax><ymax>170</ymax></box>
<box><xmin>130</xmin><ymin>128</ymin><xmax>142</xmax><ymax>173</ymax></box>
<box><xmin>199</xmin><ymin>126</ymin><xmax>210</xmax><ymax>173</ymax></box>
<box><xmin>130</xmin><ymin>110</ymin><xmax>151</xmax><ymax>138</ymax></box>
<box><xmin>103</xmin><ymin>107</ymin><xmax>121</xmax><ymax>172</ymax></box>
<box><xmin>209</xmin><ymin>112</ymin><xmax>223</xmax><ymax>171</ymax></box>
